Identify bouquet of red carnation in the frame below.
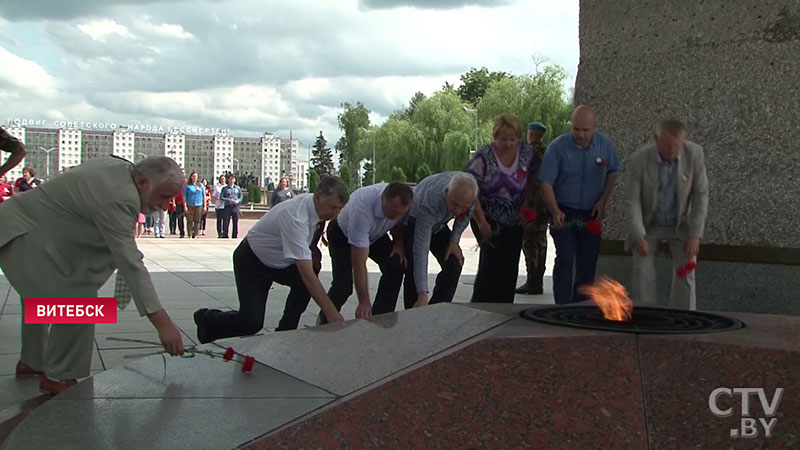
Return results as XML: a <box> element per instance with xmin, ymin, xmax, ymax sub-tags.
<box><xmin>585</xmin><ymin>219</ymin><xmax>602</xmax><ymax>235</ymax></box>
<box><xmin>676</xmin><ymin>260</ymin><xmax>697</xmax><ymax>278</ymax></box>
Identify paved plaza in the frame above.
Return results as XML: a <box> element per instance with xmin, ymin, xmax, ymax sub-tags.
<box><xmin>0</xmin><ymin>219</ymin><xmax>556</xmax><ymax>415</ymax></box>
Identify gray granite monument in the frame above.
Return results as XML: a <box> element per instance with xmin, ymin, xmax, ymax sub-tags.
<box><xmin>574</xmin><ymin>0</ymin><xmax>800</xmax><ymax>314</ymax></box>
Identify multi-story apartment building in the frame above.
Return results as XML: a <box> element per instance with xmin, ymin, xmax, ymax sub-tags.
<box><xmin>164</xmin><ymin>132</ymin><xmax>186</xmax><ymax>170</ymax></box>
<box><xmin>262</xmin><ymin>133</ymin><xmax>281</xmax><ymax>188</ymax></box>
<box><xmin>185</xmin><ymin>135</ymin><xmax>215</xmax><ymax>180</ymax></box>
<box><xmin>280</xmin><ymin>138</ymin><xmax>299</xmax><ymax>188</ymax></box>
<box><xmin>3</xmin><ymin>125</ymin><xmax>26</xmax><ymax>181</ymax></box>
<box><xmin>112</xmin><ymin>127</ymin><xmax>135</xmax><ymax>162</ymax></box>
<box><xmin>83</xmin><ymin>131</ymin><xmax>114</xmax><ymax>162</ymax></box>
<box><xmin>3</xmin><ymin>123</ymin><xmax>310</xmax><ymax>191</ymax></box>
<box><xmin>58</xmin><ymin>128</ymin><xmax>82</xmax><ymax>173</ymax></box>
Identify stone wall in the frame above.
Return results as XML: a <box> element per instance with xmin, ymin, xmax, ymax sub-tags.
<box><xmin>574</xmin><ymin>0</ymin><xmax>800</xmax><ymax>314</ymax></box>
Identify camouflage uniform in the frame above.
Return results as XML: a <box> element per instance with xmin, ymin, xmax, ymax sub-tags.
<box><xmin>517</xmin><ymin>141</ymin><xmax>550</xmax><ymax>294</ymax></box>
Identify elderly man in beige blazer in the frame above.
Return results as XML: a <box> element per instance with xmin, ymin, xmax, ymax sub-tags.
<box><xmin>624</xmin><ymin>120</ymin><xmax>709</xmax><ymax>310</ymax></box>
<box><xmin>0</xmin><ymin>156</ymin><xmax>186</xmax><ymax>394</ymax></box>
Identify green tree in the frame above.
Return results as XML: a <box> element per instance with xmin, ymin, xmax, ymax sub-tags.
<box><xmin>308</xmin><ymin>170</ymin><xmax>320</xmax><ymax>192</ymax></box>
<box><xmin>415</xmin><ymin>162</ymin><xmax>432</xmax><ymax>182</ymax></box>
<box><xmin>478</xmin><ymin>65</ymin><xmax>572</xmax><ymax>145</ymax></box>
<box><xmin>311</xmin><ymin>131</ymin><xmax>334</xmax><ymax>175</ymax></box>
<box><xmin>457</xmin><ymin>67</ymin><xmax>510</xmax><ymax>106</ymax></box>
<box><xmin>335</xmin><ymin>102</ymin><xmax>371</xmax><ymax>191</ymax></box>
<box><xmin>390</xmin><ymin>166</ymin><xmax>407</xmax><ymax>183</ymax></box>
<box><xmin>362</xmin><ymin>161</ymin><xmax>374</xmax><ymax>186</ymax></box>
<box><xmin>338</xmin><ymin>165</ymin><xmax>353</xmax><ymax>191</ymax></box>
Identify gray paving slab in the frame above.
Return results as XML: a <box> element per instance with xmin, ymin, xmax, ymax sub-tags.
<box><xmin>0</xmin><ymin>376</ymin><xmax>41</xmax><ymax>414</ymax></box>
<box><xmin>59</xmin><ymin>349</ymin><xmax>335</xmax><ymax>399</ymax></box>
<box><xmin>5</xmin><ymin>397</ymin><xmax>331</xmax><ymax>450</ymax></box>
<box><xmin>95</xmin><ymin>332</ymin><xmax>195</xmax><ymax>350</ymax></box>
<box><xmin>229</xmin><ymin>302</ymin><xmax>512</xmax><ymax>396</ymax></box>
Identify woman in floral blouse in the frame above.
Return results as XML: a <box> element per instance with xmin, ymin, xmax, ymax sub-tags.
<box><xmin>466</xmin><ymin>114</ymin><xmax>538</xmax><ymax>303</ymax></box>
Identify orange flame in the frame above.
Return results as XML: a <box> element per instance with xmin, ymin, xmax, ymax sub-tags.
<box><xmin>578</xmin><ymin>277</ymin><xmax>633</xmax><ymax>322</ymax></box>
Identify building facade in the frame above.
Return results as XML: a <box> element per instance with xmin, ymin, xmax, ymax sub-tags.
<box><xmin>2</xmin><ymin>124</ymin><xmax>308</xmax><ymax>190</ymax></box>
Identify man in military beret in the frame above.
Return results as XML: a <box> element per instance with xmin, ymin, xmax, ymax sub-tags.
<box><xmin>516</xmin><ymin>121</ymin><xmax>550</xmax><ymax>295</ymax></box>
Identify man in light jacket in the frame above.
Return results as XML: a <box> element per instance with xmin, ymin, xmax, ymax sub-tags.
<box><xmin>624</xmin><ymin>120</ymin><xmax>709</xmax><ymax>310</ymax></box>
<box><xmin>0</xmin><ymin>156</ymin><xmax>186</xmax><ymax>394</ymax></box>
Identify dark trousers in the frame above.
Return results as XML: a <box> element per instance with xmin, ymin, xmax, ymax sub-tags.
<box><xmin>402</xmin><ymin>218</ymin><xmax>462</xmax><ymax>309</ymax></box>
<box><xmin>222</xmin><ymin>206</ymin><xmax>240</xmax><ymax>238</ymax></box>
<box><xmin>549</xmin><ymin>206</ymin><xmax>602</xmax><ymax>304</ymax></box>
<box><xmin>203</xmin><ymin>238</ymin><xmax>312</xmax><ymax>340</ymax></box>
<box><xmin>215</xmin><ymin>208</ymin><xmax>224</xmax><ymax>237</ymax></box>
<box><xmin>170</xmin><ymin>207</ymin><xmax>185</xmax><ymax>237</ymax></box>
<box><xmin>201</xmin><ymin>211</ymin><xmax>207</xmax><ymax>231</ymax></box>
<box><xmin>319</xmin><ymin>218</ymin><xmax>404</xmax><ymax>323</ymax></box>
<box><xmin>470</xmin><ymin>219</ymin><xmax>523</xmax><ymax>303</ymax></box>
<box><xmin>168</xmin><ymin>211</ymin><xmax>175</xmax><ymax>234</ymax></box>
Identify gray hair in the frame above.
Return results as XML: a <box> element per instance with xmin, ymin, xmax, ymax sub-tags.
<box><xmin>133</xmin><ymin>157</ymin><xmax>184</xmax><ymax>187</ymax></box>
<box><xmin>315</xmin><ymin>175</ymin><xmax>349</xmax><ymax>204</ymax></box>
<box><xmin>447</xmin><ymin>172</ymin><xmax>478</xmax><ymax>199</ymax></box>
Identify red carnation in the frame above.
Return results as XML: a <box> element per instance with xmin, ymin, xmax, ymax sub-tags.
<box><xmin>241</xmin><ymin>356</ymin><xmax>255</xmax><ymax>373</ymax></box>
<box><xmin>223</xmin><ymin>347</ymin><xmax>235</xmax><ymax>361</ymax></box>
<box><xmin>516</xmin><ymin>168</ymin><xmax>524</xmax><ymax>180</ymax></box>
<box><xmin>585</xmin><ymin>220</ymin><xmax>602</xmax><ymax>235</ymax></box>
<box><xmin>521</xmin><ymin>207</ymin><xmax>537</xmax><ymax>222</ymax></box>
<box><xmin>676</xmin><ymin>260</ymin><xmax>697</xmax><ymax>278</ymax></box>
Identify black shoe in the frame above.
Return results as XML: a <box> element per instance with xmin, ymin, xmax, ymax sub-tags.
<box><xmin>193</xmin><ymin>308</ymin><xmax>212</xmax><ymax>344</ymax></box>
<box><xmin>515</xmin><ymin>283</ymin><xmax>544</xmax><ymax>295</ymax></box>
<box><xmin>515</xmin><ymin>283</ymin><xmax>530</xmax><ymax>294</ymax></box>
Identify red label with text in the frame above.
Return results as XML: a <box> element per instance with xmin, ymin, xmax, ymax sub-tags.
<box><xmin>24</xmin><ymin>298</ymin><xmax>117</xmax><ymax>324</ymax></box>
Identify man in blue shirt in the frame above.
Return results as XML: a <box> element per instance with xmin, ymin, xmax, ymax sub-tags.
<box><xmin>538</xmin><ymin>105</ymin><xmax>621</xmax><ymax>304</ymax></box>
<box><xmin>220</xmin><ymin>174</ymin><xmax>243</xmax><ymax>238</ymax></box>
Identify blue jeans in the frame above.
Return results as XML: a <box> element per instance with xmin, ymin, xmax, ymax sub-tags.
<box><xmin>550</xmin><ymin>207</ymin><xmax>602</xmax><ymax>304</ymax></box>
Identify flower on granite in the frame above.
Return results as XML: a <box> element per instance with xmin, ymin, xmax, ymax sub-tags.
<box><xmin>676</xmin><ymin>260</ymin><xmax>698</xmax><ymax>278</ymax></box>
<box><xmin>241</xmin><ymin>356</ymin><xmax>255</xmax><ymax>373</ymax></box>
<box><xmin>595</xmin><ymin>156</ymin><xmax>607</xmax><ymax>168</ymax></box>
<box><xmin>585</xmin><ymin>220</ymin><xmax>602</xmax><ymax>235</ymax></box>
<box><xmin>521</xmin><ymin>206</ymin><xmax>537</xmax><ymax>222</ymax></box>
<box><xmin>223</xmin><ymin>347</ymin><xmax>235</xmax><ymax>361</ymax></box>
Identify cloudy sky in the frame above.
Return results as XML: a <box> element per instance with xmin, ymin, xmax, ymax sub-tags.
<box><xmin>0</xmin><ymin>0</ymin><xmax>579</xmax><ymax>147</ymax></box>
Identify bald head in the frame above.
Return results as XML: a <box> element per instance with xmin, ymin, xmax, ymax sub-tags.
<box><xmin>571</xmin><ymin>105</ymin><xmax>597</xmax><ymax>148</ymax></box>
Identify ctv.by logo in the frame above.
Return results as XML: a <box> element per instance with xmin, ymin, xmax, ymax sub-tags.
<box><xmin>708</xmin><ymin>388</ymin><xmax>784</xmax><ymax>438</ymax></box>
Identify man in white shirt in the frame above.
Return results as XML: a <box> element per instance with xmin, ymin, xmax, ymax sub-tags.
<box><xmin>193</xmin><ymin>176</ymin><xmax>349</xmax><ymax>342</ymax></box>
<box><xmin>319</xmin><ymin>182</ymin><xmax>413</xmax><ymax>324</ymax></box>
<box><xmin>212</xmin><ymin>175</ymin><xmax>226</xmax><ymax>238</ymax></box>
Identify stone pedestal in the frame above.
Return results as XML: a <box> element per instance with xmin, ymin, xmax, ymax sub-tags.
<box><xmin>574</xmin><ymin>0</ymin><xmax>800</xmax><ymax>314</ymax></box>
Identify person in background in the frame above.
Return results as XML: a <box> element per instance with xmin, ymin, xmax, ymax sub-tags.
<box><xmin>271</xmin><ymin>177</ymin><xmax>293</xmax><ymax>206</ymax></box>
<box><xmin>200</xmin><ymin>178</ymin><xmax>210</xmax><ymax>236</ymax></box>
<box><xmin>14</xmin><ymin>167</ymin><xmax>41</xmax><ymax>193</ymax></box>
<box><xmin>0</xmin><ymin>127</ymin><xmax>26</xmax><ymax>179</ymax></box>
<box><xmin>184</xmin><ymin>171</ymin><xmax>205</xmax><ymax>239</ymax></box>
<box><xmin>220</xmin><ymin>174</ymin><xmax>243</xmax><ymax>239</ymax></box>
<box><xmin>516</xmin><ymin>121</ymin><xmax>551</xmax><ymax>295</ymax></box>
<box><xmin>466</xmin><ymin>114</ymin><xmax>536</xmax><ymax>304</ymax></box>
<box><xmin>212</xmin><ymin>175</ymin><xmax>226</xmax><ymax>238</ymax></box>
<box><xmin>0</xmin><ymin>174</ymin><xmax>14</xmax><ymax>203</ymax></box>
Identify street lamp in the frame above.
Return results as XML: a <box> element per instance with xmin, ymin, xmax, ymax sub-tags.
<box><xmin>36</xmin><ymin>147</ymin><xmax>57</xmax><ymax>180</ymax></box>
<box><xmin>462</xmin><ymin>106</ymin><xmax>478</xmax><ymax>153</ymax></box>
